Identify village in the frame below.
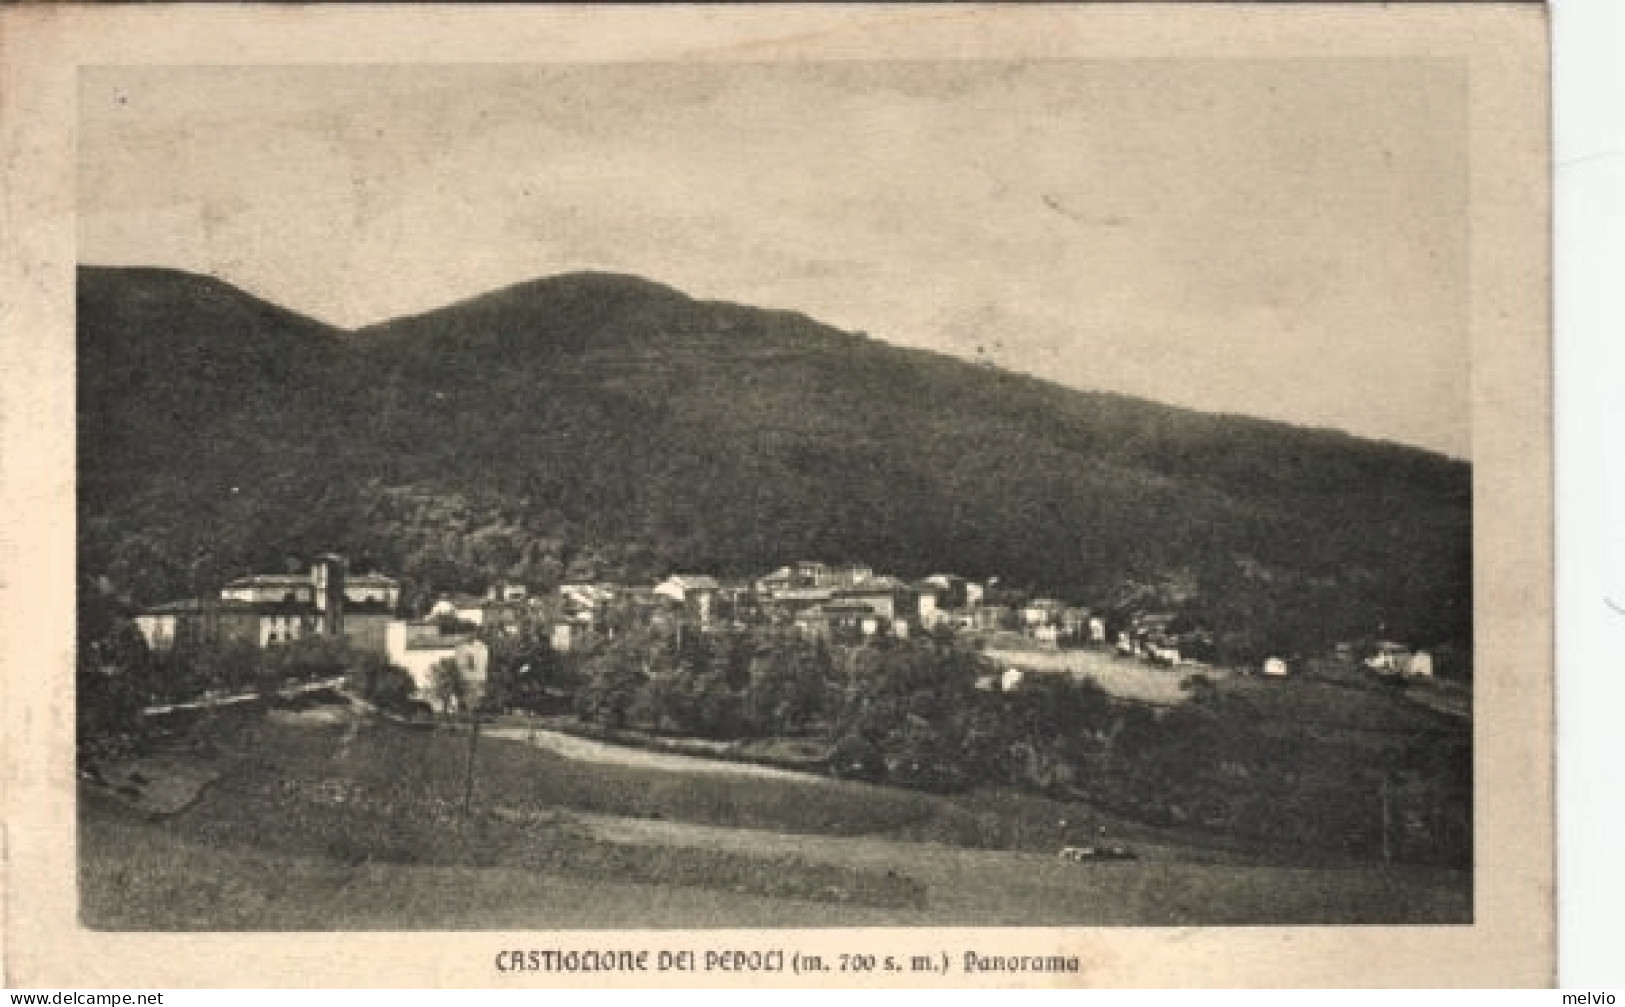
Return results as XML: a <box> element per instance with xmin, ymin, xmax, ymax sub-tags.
<box><xmin>80</xmin><ymin>546</ymin><xmax>1475</xmax><ymax>915</ymax></box>
<box><xmin>128</xmin><ymin>553</ymin><xmax>1441</xmax><ymax>715</ymax></box>
<box><xmin>53</xmin><ymin>42</ymin><xmax>1505</xmax><ymax>943</ymax></box>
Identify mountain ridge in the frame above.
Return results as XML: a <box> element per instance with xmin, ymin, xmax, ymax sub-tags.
<box><xmin>82</xmin><ymin>263</ymin><xmax>1471</xmax><ymax>466</ymax></box>
<box><xmin>355</xmin><ymin>269</ymin><xmax>1466</xmax><ymax>462</ymax></box>
<box><xmin>76</xmin><ymin>264</ymin><xmax>1472</xmax><ymax>665</ymax></box>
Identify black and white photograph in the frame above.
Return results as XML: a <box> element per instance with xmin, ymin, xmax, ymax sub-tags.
<box><xmin>1</xmin><ymin>1</ymin><xmax>1555</xmax><ymax>988</ymax></box>
<box><xmin>71</xmin><ymin>55</ymin><xmax>1481</xmax><ymax>931</ymax></box>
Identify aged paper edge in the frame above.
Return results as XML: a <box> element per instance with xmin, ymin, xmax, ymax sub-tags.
<box><xmin>0</xmin><ymin>3</ymin><xmax>1552</xmax><ymax>989</ymax></box>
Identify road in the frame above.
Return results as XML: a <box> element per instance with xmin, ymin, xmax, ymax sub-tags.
<box><xmin>484</xmin><ymin>724</ymin><xmax>824</xmax><ymax>782</ymax></box>
<box><xmin>141</xmin><ymin>676</ymin><xmax>349</xmax><ymax>716</ymax></box>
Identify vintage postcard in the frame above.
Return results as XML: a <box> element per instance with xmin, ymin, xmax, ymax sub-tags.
<box><xmin>1</xmin><ymin>3</ymin><xmax>1551</xmax><ymax>988</ymax></box>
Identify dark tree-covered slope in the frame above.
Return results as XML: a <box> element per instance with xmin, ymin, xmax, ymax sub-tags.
<box><xmin>77</xmin><ymin>266</ymin><xmax>1472</xmax><ymax>659</ymax></box>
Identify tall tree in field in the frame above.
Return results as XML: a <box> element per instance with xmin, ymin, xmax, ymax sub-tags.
<box><xmin>430</xmin><ymin>656</ymin><xmax>468</xmax><ymax>714</ymax></box>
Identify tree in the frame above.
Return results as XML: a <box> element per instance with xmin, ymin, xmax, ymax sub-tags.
<box><xmin>631</xmin><ymin>672</ymin><xmax>688</xmax><ymax>732</ymax></box>
<box><xmin>97</xmin><ymin>619</ymin><xmax>158</xmax><ymax>682</ymax></box>
<box><xmin>688</xmin><ymin>670</ymin><xmax>741</xmax><ymax>738</ymax></box>
<box><xmin>574</xmin><ymin>655</ymin><xmax>643</xmax><ymax>729</ymax></box>
<box><xmin>430</xmin><ymin>657</ymin><xmax>468</xmax><ymax>714</ymax></box>
<box><xmin>264</xmin><ymin>634</ymin><xmax>352</xmax><ymax>682</ymax></box>
<box><xmin>830</xmin><ymin>731</ymin><xmax>886</xmax><ymax>782</ymax></box>
<box><xmin>742</xmin><ymin>635</ymin><xmax>831</xmax><ymax>737</ymax></box>
<box><xmin>346</xmin><ymin>652</ymin><xmax>419</xmax><ymax>713</ymax></box>
<box><xmin>76</xmin><ymin>649</ymin><xmax>150</xmax><ymax>766</ymax></box>
<box><xmin>191</xmin><ymin>639</ymin><xmax>262</xmax><ymax>693</ymax></box>
<box><xmin>481</xmin><ymin>624</ymin><xmax>564</xmax><ymax>713</ymax></box>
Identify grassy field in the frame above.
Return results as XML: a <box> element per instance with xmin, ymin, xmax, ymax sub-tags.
<box><xmin>1210</xmin><ymin>672</ymin><xmax>1460</xmax><ymax>738</ymax></box>
<box><xmin>80</xmin><ymin>707</ymin><xmax>1471</xmax><ymax>929</ymax></box>
<box><xmin>982</xmin><ymin>646</ymin><xmax>1212</xmax><ymax>705</ymax></box>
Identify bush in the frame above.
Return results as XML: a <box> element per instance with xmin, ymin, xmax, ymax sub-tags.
<box><xmin>829</xmin><ymin>732</ymin><xmax>886</xmax><ymax>783</ymax></box>
<box><xmin>346</xmin><ymin>652</ymin><xmax>419</xmax><ymax>714</ymax></box>
<box><xmin>263</xmin><ymin>635</ymin><xmax>353</xmax><ymax>681</ymax></box>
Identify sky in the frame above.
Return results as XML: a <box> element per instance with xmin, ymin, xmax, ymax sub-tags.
<box><xmin>79</xmin><ymin>61</ymin><xmax>1469</xmax><ymax>458</ymax></box>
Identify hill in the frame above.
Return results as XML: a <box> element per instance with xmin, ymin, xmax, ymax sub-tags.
<box><xmin>77</xmin><ymin>265</ymin><xmax>1472</xmax><ymax>663</ymax></box>
<box><xmin>79</xmin><ymin>708</ymin><xmax>1471</xmax><ymax>928</ymax></box>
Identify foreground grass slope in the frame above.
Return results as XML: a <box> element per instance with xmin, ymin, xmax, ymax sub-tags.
<box><xmin>80</xmin><ymin>711</ymin><xmax>1470</xmax><ymax>929</ymax></box>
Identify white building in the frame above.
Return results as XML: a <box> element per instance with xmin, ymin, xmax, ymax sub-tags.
<box><xmin>220</xmin><ymin>565</ymin><xmax>399</xmax><ymax>611</ymax></box>
<box><xmin>385</xmin><ymin>620</ymin><xmax>489</xmax><ymax>712</ymax></box>
<box><xmin>1088</xmin><ymin>617</ymin><xmax>1107</xmax><ymax>644</ymax></box>
<box><xmin>654</xmin><ymin>575</ymin><xmax>721</xmax><ymax>624</ymax></box>
<box><xmin>1365</xmin><ymin>641</ymin><xmax>1413</xmax><ymax>674</ymax></box>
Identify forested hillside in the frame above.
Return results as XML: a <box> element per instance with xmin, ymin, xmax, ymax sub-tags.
<box><xmin>78</xmin><ymin>266</ymin><xmax>1472</xmax><ymax>663</ymax></box>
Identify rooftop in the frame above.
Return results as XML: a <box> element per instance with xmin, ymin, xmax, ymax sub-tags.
<box><xmin>840</xmin><ymin>575</ymin><xmax>909</xmax><ymax>593</ymax></box>
<box><xmin>663</xmin><ymin>574</ymin><xmax>721</xmax><ymax>591</ymax></box>
<box><xmin>398</xmin><ymin>621</ymin><xmax>481</xmax><ymax>651</ymax></box>
<box><xmin>143</xmin><ymin>597</ymin><xmax>257</xmax><ymax>614</ymax></box>
<box><xmin>224</xmin><ymin>569</ymin><xmax>397</xmax><ymax>587</ymax></box>
<box><xmin>767</xmin><ymin>587</ymin><xmax>835</xmax><ymax>603</ymax></box>
<box><xmin>224</xmin><ymin>574</ymin><xmax>309</xmax><ymax>588</ymax></box>
<box><xmin>810</xmin><ymin>600</ymin><xmax>877</xmax><ymax>615</ymax></box>
<box><xmin>143</xmin><ymin>597</ymin><xmax>314</xmax><ymax>616</ymax></box>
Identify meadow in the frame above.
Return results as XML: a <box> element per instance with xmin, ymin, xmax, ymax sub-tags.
<box><xmin>80</xmin><ymin>705</ymin><xmax>1472</xmax><ymax>929</ymax></box>
<box><xmin>981</xmin><ymin>646</ymin><xmax>1212</xmax><ymax>705</ymax></box>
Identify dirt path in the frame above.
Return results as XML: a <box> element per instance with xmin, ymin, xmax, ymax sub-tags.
<box><xmin>142</xmin><ymin>675</ymin><xmax>348</xmax><ymax>716</ymax></box>
<box><xmin>484</xmin><ymin>725</ymin><xmax>825</xmax><ymax>782</ymax></box>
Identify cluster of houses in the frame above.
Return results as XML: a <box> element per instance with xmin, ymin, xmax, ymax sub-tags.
<box><xmin>132</xmin><ymin>556</ymin><xmax>1086</xmax><ymax>709</ymax></box>
<box><xmin>538</xmin><ymin>563</ymin><xmax>1015</xmax><ymax>649</ymax></box>
<box><xmin>135</xmin><ymin>555</ymin><xmax>399</xmax><ymax>654</ymax></box>
<box><xmin>1111</xmin><ymin>611</ymin><xmax>1211</xmax><ymax>666</ymax></box>
<box><xmin>131</xmin><ymin>554</ymin><xmax>1435</xmax><ymax>711</ymax></box>
<box><xmin>642</xmin><ymin>561</ymin><xmax>1119</xmax><ymax>649</ymax></box>
<box><xmin>134</xmin><ymin>556</ymin><xmax>488</xmax><ymax>711</ymax></box>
